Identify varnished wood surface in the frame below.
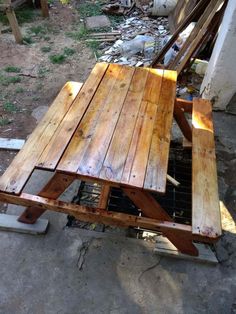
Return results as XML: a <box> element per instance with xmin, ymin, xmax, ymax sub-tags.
<box><xmin>0</xmin><ymin>63</ymin><xmax>176</xmax><ymax>194</ymax></box>
<box><xmin>0</xmin><ymin>81</ymin><xmax>83</xmax><ymax>194</ymax></box>
<box><xmin>192</xmin><ymin>98</ymin><xmax>221</xmax><ymax>238</ymax></box>
<box><xmin>57</xmin><ymin>64</ymin><xmax>177</xmax><ymax>193</ymax></box>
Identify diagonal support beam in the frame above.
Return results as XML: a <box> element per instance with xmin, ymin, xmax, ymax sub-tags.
<box><xmin>18</xmin><ymin>172</ymin><xmax>75</xmax><ymax>224</ymax></box>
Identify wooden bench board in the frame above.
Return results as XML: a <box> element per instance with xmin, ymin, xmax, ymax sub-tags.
<box><xmin>0</xmin><ymin>81</ymin><xmax>83</xmax><ymax>194</ymax></box>
<box><xmin>192</xmin><ymin>98</ymin><xmax>221</xmax><ymax>238</ymax></box>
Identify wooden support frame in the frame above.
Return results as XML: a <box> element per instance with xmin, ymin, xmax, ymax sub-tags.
<box><xmin>18</xmin><ymin>172</ymin><xmax>75</xmax><ymax>224</ymax></box>
<box><xmin>5</xmin><ymin>7</ymin><xmax>23</xmax><ymax>43</ymax></box>
<box><xmin>174</xmin><ymin>99</ymin><xmax>192</xmax><ymax>142</ymax></box>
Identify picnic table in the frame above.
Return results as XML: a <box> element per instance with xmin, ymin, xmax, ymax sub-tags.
<box><xmin>0</xmin><ymin>63</ymin><xmax>222</xmax><ymax>256</ymax></box>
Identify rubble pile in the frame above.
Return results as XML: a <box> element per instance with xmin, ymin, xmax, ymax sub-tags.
<box><xmin>98</xmin><ymin>15</ymin><xmax>169</xmax><ymax>67</ymax></box>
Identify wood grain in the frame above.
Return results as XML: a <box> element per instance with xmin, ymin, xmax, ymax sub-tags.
<box><xmin>37</xmin><ymin>63</ymin><xmax>108</xmax><ymax>170</ymax></box>
<box><xmin>99</xmin><ymin>67</ymin><xmax>149</xmax><ymax>182</ymax></box>
<box><xmin>192</xmin><ymin>98</ymin><xmax>221</xmax><ymax>239</ymax></box>
<box><xmin>76</xmin><ymin>64</ymin><xmax>135</xmax><ymax>177</ymax></box>
<box><xmin>144</xmin><ymin>70</ymin><xmax>177</xmax><ymax>192</ymax></box>
<box><xmin>0</xmin><ymin>81</ymin><xmax>81</xmax><ymax>194</ymax></box>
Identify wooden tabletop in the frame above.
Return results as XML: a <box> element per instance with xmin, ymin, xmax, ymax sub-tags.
<box><xmin>0</xmin><ymin>63</ymin><xmax>177</xmax><ymax>194</ymax></box>
<box><xmin>57</xmin><ymin>63</ymin><xmax>177</xmax><ymax>192</ymax></box>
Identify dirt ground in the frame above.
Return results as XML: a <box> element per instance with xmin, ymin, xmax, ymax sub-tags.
<box><xmin>0</xmin><ymin>0</ymin><xmax>96</xmax><ymax>212</ymax></box>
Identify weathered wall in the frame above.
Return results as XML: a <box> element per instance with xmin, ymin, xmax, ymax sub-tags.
<box><xmin>200</xmin><ymin>0</ymin><xmax>236</xmax><ymax>112</ymax></box>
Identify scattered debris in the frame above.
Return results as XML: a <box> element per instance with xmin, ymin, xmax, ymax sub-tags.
<box><xmin>98</xmin><ymin>16</ymin><xmax>169</xmax><ymax>67</ymax></box>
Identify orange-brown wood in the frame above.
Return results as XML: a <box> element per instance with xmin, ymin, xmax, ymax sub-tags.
<box><xmin>0</xmin><ymin>81</ymin><xmax>82</xmax><ymax>194</ymax></box>
<box><xmin>174</xmin><ymin>100</ymin><xmax>192</xmax><ymax>142</ymax></box>
<box><xmin>175</xmin><ymin>98</ymin><xmax>193</xmax><ymax>113</ymax></box>
<box><xmin>98</xmin><ymin>184</ymin><xmax>110</xmax><ymax>209</ymax></box>
<box><xmin>37</xmin><ymin>63</ymin><xmax>108</xmax><ymax>170</ymax></box>
<box><xmin>192</xmin><ymin>98</ymin><xmax>221</xmax><ymax>239</ymax></box>
<box><xmin>76</xmin><ymin>65</ymin><xmax>135</xmax><ymax>178</ymax></box>
<box><xmin>99</xmin><ymin>67</ymin><xmax>149</xmax><ymax>182</ymax></box>
<box><xmin>144</xmin><ymin>70</ymin><xmax>177</xmax><ymax>192</ymax></box>
<box><xmin>18</xmin><ymin>172</ymin><xmax>75</xmax><ymax>224</ymax></box>
<box><xmin>122</xmin><ymin>187</ymin><xmax>172</xmax><ymax>221</ymax></box>
<box><xmin>121</xmin><ymin>69</ymin><xmax>164</xmax><ymax>188</ymax></box>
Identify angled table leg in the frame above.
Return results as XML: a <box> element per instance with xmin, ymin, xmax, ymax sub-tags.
<box><xmin>98</xmin><ymin>184</ymin><xmax>110</xmax><ymax>209</ymax></box>
<box><xmin>123</xmin><ymin>187</ymin><xmax>198</xmax><ymax>256</ymax></box>
<box><xmin>18</xmin><ymin>172</ymin><xmax>75</xmax><ymax>224</ymax></box>
<box><xmin>174</xmin><ymin>99</ymin><xmax>192</xmax><ymax>142</ymax></box>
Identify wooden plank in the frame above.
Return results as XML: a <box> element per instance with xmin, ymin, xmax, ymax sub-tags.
<box><xmin>174</xmin><ymin>101</ymin><xmax>192</xmax><ymax>142</ymax></box>
<box><xmin>122</xmin><ymin>187</ymin><xmax>172</xmax><ymax>221</ymax></box>
<box><xmin>37</xmin><ymin>63</ymin><xmax>108</xmax><ymax>170</ymax></box>
<box><xmin>57</xmin><ymin>63</ymin><xmax>124</xmax><ymax>173</ymax></box>
<box><xmin>98</xmin><ymin>184</ymin><xmax>110</xmax><ymax>209</ymax></box>
<box><xmin>169</xmin><ymin>0</ymin><xmax>218</xmax><ymax>70</ymax></box>
<box><xmin>154</xmin><ymin>235</ymin><xmax>218</xmax><ymax>264</ymax></box>
<box><xmin>40</xmin><ymin>0</ymin><xmax>49</xmax><ymax>17</ymax></box>
<box><xmin>175</xmin><ymin>98</ymin><xmax>193</xmax><ymax>113</ymax></box>
<box><xmin>0</xmin><ymin>81</ymin><xmax>82</xmax><ymax>194</ymax></box>
<box><xmin>75</xmin><ymin>64</ymin><xmax>135</xmax><ymax>178</ymax></box>
<box><xmin>0</xmin><ymin>191</ymin><xmax>193</xmax><ymax>234</ymax></box>
<box><xmin>6</xmin><ymin>8</ymin><xmax>22</xmax><ymax>43</ymax></box>
<box><xmin>99</xmin><ymin>67</ymin><xmax>149</xmax><ymax>182</ymax></box>
<box><xmin>151</xmin><ymin>0</ymin><xmax>208</xmax><ymax>67</ymax></box>
<box><xmin>192</xmin><ymin>98</ymin><xmax>222</xmax><ymax>239</ymax></box>
<box><xmin>123</xmin><ymin>69</ymin><xmax>164</xmax><ymax>188</ymax></box>
<box><xmin>176</xmin><ymin>0</ymin><xmax>224</xmax><ymax>75</ymax></box>
<box><xmin>0</xmin><ymin>138</ymin><xmax>25</xmax><ymax>150</ymax></box>
<box><xmin>18</xmin><ymin>172</ymin><xmax>75</xmax><ymax>224</ymax></box>
<box><xmin>144</xmin><ymin>70</ymin><xmax>177</xmax><ymax>193</ymax></box>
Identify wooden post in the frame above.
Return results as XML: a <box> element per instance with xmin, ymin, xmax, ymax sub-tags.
<box><xmin>174</xmin><ymin>100</ymin><xmax>192</xmax><ymax>142</ymax></box>
<box><xmin>6</xmin><ymin>8</ymin><xmax>23</xmax><ymax>44</ymax></box>
<box><xmin>40</xmin><ymin>0</ymin><xmax>49</xmax><ymax>18</ymax></box>
<box><xmin>98</xmin><ymin>184</ymin><xmax>110</xmax><ymax>209</ymax></box>
<box><xmin>18</xmin><ymin>172</ymin><xmax>75</xmax><ymax>224</ymax></box>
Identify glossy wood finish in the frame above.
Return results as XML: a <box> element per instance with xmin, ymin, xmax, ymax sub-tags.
<box><xmin>192</xmin><ymin>98</ymin><xmax>221</xmax><ymax>239</ymax></box>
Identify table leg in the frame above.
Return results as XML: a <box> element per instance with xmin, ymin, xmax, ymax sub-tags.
<box><xmin>174</xmin><ymin>99</ymin><xmax>192</xmax><ymax>142</ymax></box>
<box><xmin>98</xmin><ymin>184</ymin><xmax>110</xmax><ymax>209</ymax></box>
<box><xmin>123</xmin><ymin>187</ymin><xmax>198</xmax><ymax>256</ymax></box>
<box><xmin>18</xmin><ymin>172</ymin><xmax>75</xmax><ymax>224</ymax></box>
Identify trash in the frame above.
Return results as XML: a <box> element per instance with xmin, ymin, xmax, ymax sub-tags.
<box><xmin>98</xmin><ymin>15</ymin><xmax>169</xmax><ymax>67</ymax></box>
<box><xmin>151</xmin><ymin>0</ymin><xmax>177</xmax><ymax>16</ymax></box>
<box><xmin>120</xmin><ymin>35</ymin><xmax>155</xmax><ymax>57</ymax></box>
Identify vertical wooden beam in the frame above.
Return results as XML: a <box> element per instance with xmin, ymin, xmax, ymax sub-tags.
<box><xmin>98</xmin><ymin>184</ymin><xmax>110</xmax><ymax>209</ymax></box>
<box><xmin>18</xmin><ymin>172</ymin><xmax>75</xmax><ymax>224</ymax></box>
<box><xmin>174</xmin><ymin>100</ymin><xmax>192</xmax><ymax>142</ymax></box>
<box><xmin>6</xmin><ymin>8</ymin><xmax>23</xmax><ymax>44</ymax></box>
<box><xmin>40</xmin><ymin>0</ymin><xmax>49</xmax><ymax>18</ymax></box>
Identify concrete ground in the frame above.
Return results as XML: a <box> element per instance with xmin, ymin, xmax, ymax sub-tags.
<box><xmin>0</xmin><ymin>111</ymin><xmax>236</xmax><ymax>314</ymax></box>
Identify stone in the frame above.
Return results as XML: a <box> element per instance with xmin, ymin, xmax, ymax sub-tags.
<box><xmin>85</xmin><ymin>15</ymin><xmax>111</xmax><ymax>30</ymax></box>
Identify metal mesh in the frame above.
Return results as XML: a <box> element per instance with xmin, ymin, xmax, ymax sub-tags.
<box><xmin>70</xmin><ymin>143</ymin><xmax>192</xmax><ymax>227</ymax></box>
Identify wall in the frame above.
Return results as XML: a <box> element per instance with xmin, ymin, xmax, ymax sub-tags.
<box><xmin>200</xmin><ymin>0</ymin><xmax>236</xmax><ymax>112</ymax></box>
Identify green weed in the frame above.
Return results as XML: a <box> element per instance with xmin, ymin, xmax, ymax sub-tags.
<box><xmin>66</xmin><ymin>26</ymin><xmax>88</xmax><ymax>41</ymax></box>
<box><xmin>49</xmin><ymin>54</ymin><xmax>66</xmax><ymax>64</ymax></box>
<box><xmin>0</xmin><ymin>7</ymin><xmax>37</xmax><ymax>25</ymax></box>
<box><xmin>0</xmin><ymin>75</ymin><xmax>21</xmax><ymax>86</ymax></box>
<box><xmin>41</xmin><ymin>46</ymin><xmax>51</xmax><ymax>53</ymax></box>
<box><xmin>78</xmin><ymin>2</ymin><xmax>102</xmax><ymax>17</ymax></box>
<box><xmin>0</xmin><ymin>118</ymin><xmax>11</xmax><ymax>126</ymax></box>
<box><xmin>29</xmin><ymin>25</ymin><xmax>47</xmax><ymax>36</ymax></box>
<box><xmin>15</xmin><ymin>87</ymin><xmax>24</xmax><ymax>93</ymax></box>
<box><xmin>63</xmin><ymin>47</ymin><xmax>76</xmax><ymax>56</ymax></box>
<box><xmin>4</xmin><ymin>66</ymin><xmax>21</xmax><ymax>73</ymax></box>
<box><xmin>22</xmin><ymin>36</ymin><xmax>34</xmax><ymax>44</ymax></box>
<box><xmin>3</xmin><ymin>102</ymin><xmax>18</xmax><ymax>112</ymax></box>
